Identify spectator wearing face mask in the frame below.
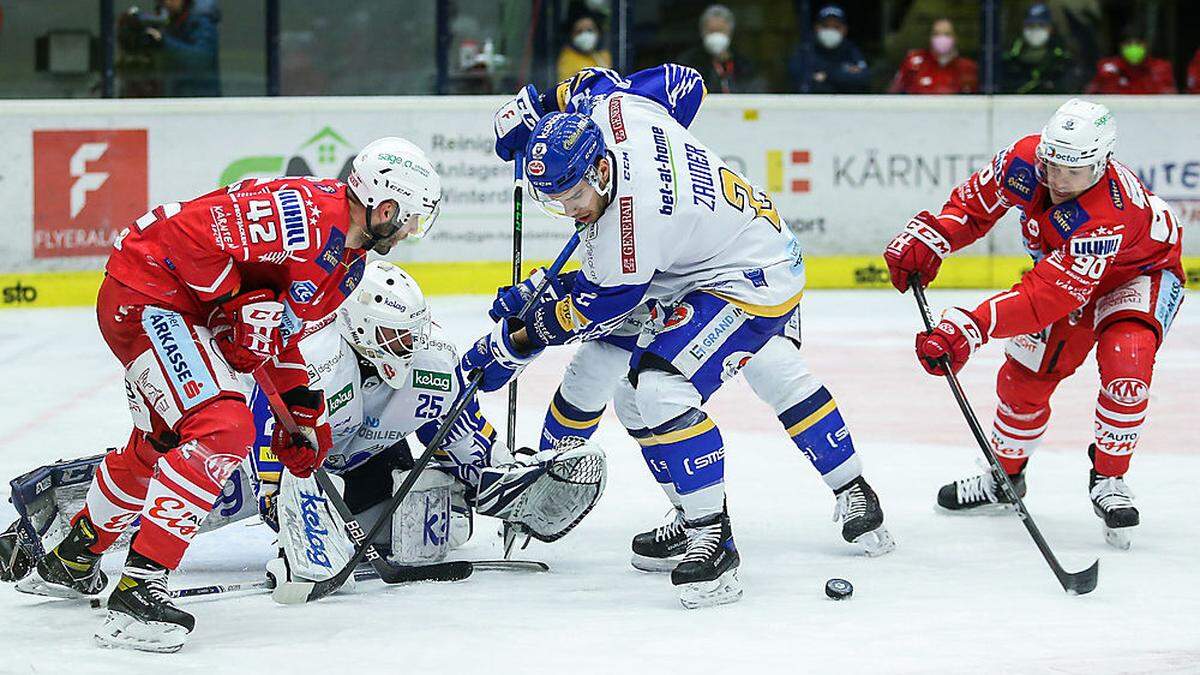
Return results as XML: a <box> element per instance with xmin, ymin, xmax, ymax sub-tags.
<box><xmin>1086</xmin><ymin>24</ymin><xmax>1176</xmax><ymax>94</ymax></box>
<box><xmin>789</xmin><ymin>4</ymin><xmax>870</xmax><ymax>93</ymax></box>
<box><xmin>557</xmin><ymin>8</ymin><xmax>612</xmax><ymax>81</ymax></box>
<box><xmin>888</xmin><ymin>17</ymin><xmax>977</xmax><ymax>94</ymax></box>
<box><xmin>1002</xmin><ymin>3</ymin><xmax>1079</xmax><ymax>94</ymax></box>
<box><xmin>675</xmin><ymin>4</ymin><xmax>763</xmax><ymax>93</ymax></box>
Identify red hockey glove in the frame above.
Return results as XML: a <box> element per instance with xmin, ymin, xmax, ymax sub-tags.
<box><xmin>208</xmin><ymin>289</ymin><xmax>284</xmax><ymax>373</ymax></box>
<box><xmin>883</xmin><ymin>211</ymin><xmax>954</xmax><ymax>292</ymax></box>
<box><xmin>270</xmin><ymin>386</ymin><xmax>333</xmax><ymax>478</ymax></box>
<box><xmin>915</xmin><ymin>307</ymin><xmax>988</xmax><ymax>375</ymax></box>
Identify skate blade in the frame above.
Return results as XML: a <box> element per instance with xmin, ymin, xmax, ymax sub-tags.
<box><xmin>1103</xmin><ymin>525</ymin><xmax>1132</xmax><ymax>550</ymax></box>
<box><xmin>14</xmin><ymin>574</ymin><xmax>96</xmax><ymax>600</ymax></box>
<box><xmin>678</xmin><ymin>568</ymin><xmax>743</xmax><ymax>610</ymax></box>
<box><xmin>630</xmin><ymin>553</ymin><xmax>680</xmax><ymax>573</ymax></box>
<box><xmin>853</xmin><ymin>526</ymin><xmax>897</xmax><ymax>557</ymax></box>
<box><xmin>934</xmin><ymin>503</ymin><xmax>1017</xmax><ymax>517</ymax></box>
<box><xmin>94</xmin><ymin>610</ymin><xmax>188</xmax><ymax>654</ymax></box>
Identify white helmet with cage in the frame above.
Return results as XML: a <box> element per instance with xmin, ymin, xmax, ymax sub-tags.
<box><xmin>338</xmin><ymin>261</ymin><xmax>431</xmax><ymax>388</ymax></box>
<box><xmin>346</xmin><ymin>137</ymin><xmax>443</xmax><ymax>241</ymax></box>
<box><xmin>1036</xmin><ymin>98</ymin><xmax>1117</xmax><ymax>190</ymax></box>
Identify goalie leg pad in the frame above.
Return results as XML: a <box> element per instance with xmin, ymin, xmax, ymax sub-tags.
<box><xmin>276</xmin><ymin>471</ymin><xmax>353</xmax><ymax>582</ymax></box>
<box><xmin>390</xmin><ymin>469</ymin><xmax>453</xmax><ymax>564</ymax></box>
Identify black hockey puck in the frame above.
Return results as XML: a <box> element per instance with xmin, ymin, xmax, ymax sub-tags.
<box><xmin>825</xmin><ymin>578</ymin><xmax>853</xmax><ymax>600</ymax></box>
<box><xmin>89</xmin><ymin>598</ymin><xmax>102</xmax><ymax>609</ymax></box>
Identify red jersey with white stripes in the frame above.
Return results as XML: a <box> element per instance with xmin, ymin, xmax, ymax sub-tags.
<box><xmin>932</xmin><ymin>134</ymin><xmax>1184</xmax><ymax>338</ymax></box>
<box><xmin>105</xmin><ymin>176</ymin><xmax>366</xmax><ymax>338</ymax></box>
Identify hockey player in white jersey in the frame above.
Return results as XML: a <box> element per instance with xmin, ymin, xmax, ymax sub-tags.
<box><xmin>491</xmin><ymin>66</ymin><xmax>895</xmax><ymax>568</ymax></box>
<box><xmin>464</xmin><ymin>66</ymin><xmax>891</xmax><ymax>608</ymax></box>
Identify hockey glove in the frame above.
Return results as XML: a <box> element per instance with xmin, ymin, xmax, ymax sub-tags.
<box><xmin>915</xmin><ymin>307</ymin><xmax>988</xmax><ymax>375</ymax></box>
<box><xmin>459</xmin><ymin>320</ymin><xmax>543</xmax><ymax>393</ymax></box>
<box><xmin>883</xmin><ymin>211</ymin><xmax>954</xmax><ymax>292</ymax></box>
<box><xmin>208</xmin><ymin>289</ymin><xmax>285</xmax><ymax>373</ymax></box>
<box><xmin>493</xmin><ymin>85</ymin><xmax>546</xmax><ymax>161</ymax></box>
<box><xmin>489</xmin><ymin>269</ymin><xmax>576</xmax><ymax>321</ymax></box>
<box><xmin>271</xmin><ymin>386</ymin><xmax>333</xmax><ymax>479</ymax></box>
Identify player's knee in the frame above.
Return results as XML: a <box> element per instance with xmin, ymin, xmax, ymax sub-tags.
<box><xmin>996</xmin><ymin>357</ymin><xmax>1058</xmax><ymax>412</ymax></box>
<box><xmin>612</xmin><ymin>376</ymin><xmax>645</xmax><ymax>431</ymax></box>
<box><xmin>176</xmin><ymin>396</ymin><xmax>256</xmax><ymax>459</ymax></box>
<box><xmin>633</xmin><ymin>368</ymin><xmax>701</xmax><ymax>430</ymax></box>
<box><xmin>742</xmin><ymin>338</ymin><xmax>822</xmax><ymax>412</ymax></box>
<box><xmin>1097</xmin><ymin>320</ymin><xmax>1157</xmax><ymax>404</ymax></box>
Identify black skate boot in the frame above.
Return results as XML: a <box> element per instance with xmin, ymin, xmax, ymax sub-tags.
<box><xmin>15</xmin><ymin>515</ymin><xmax>108</xmax><ymax>599</ymax></box>
<box><xmin>1090</xmin><ymin>468</ymin><xmax>1138</xmax><ymax>550</ymax></box>
<box><xmin>670</xmin><ymin>511</ymin><xmax>742</xmax><ymax>609</ymax></box>
<box><xmin>833</xmin><ymin>476</ymin><xmax>896</xmax><ymax>556</ymax></box>
<box><xmin>1</xmin><ymin>520</ymin><xmax>36</xmax><ymax>583</ymax></box>
<box><xmin>631</xmin><ymin>507</ymin><xmax>688</xmax><ymax>572</ymax></box>
<box><xmin>95</xmin><ymin>548</ymin><xmax>195</xmax><ymax>653</ymax></box>
<box><xmin>937</xmin><ymin>467</ymin><xmax>1027</xmax><ymax>513</ymax></box>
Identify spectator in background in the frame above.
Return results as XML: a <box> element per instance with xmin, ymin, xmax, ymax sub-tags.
<box><xmin>1002</xmin><ymin>3</ymin><xmax>1080</xmax><ymax>94</ymax></box>
<box><xmin>676</xmin><ymin>4</ymin><xmax>763</xmax><ymax>93</ymax></box>
<box><xmin>144</xmin><ymin>0</ymin><xmax>221</xmax><ymax>96</ymax></box>
<box><xmin>888</xmin><ymin>17</ymin><xmax>977</xmax><ymax>94</ymax></box>
<box><xmin>556</xmin><ymin>7</ymin><xmax>612</xmax><ymax>81</ymax></box>
<box><xmin>1086</xmin><ymin>24</ymin><xmax>1175</xmax><ymax>94</ymax></box>
<box><xmin>790</xmin><ymin>4</ymin><xmax>870</xmax><ymax>93</ymax></box>
<box><xmin>1188</xmin><ymin>48</ymin><xmax>1200</xmax><ymax>94</ymax></box>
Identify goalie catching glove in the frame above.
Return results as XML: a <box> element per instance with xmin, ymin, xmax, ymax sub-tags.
<box><xmin>474</xmin><ymin>438</ymin><xmax>607</xmax><ymax>543</ymax></box>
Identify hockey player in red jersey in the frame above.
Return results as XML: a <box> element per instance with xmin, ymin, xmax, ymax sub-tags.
<box><xmin>884</xmin><ymin>99</ymin><xmax>1184</xmax><ymax>549</ymax></box>
<box><xmin>13</xmin><ymin>137</ymin><xmax>442</xmax><ymax>652</ymax></box>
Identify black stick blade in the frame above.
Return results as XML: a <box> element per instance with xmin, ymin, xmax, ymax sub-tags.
<box><xmin>1061</xmin><ymin>559</ymin><xmax>1100</xmax><ymax>595</ymax></box>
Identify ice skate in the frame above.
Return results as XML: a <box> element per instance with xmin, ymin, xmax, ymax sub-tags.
<box><xmin>937</xmin><ymin>469</ymin><xmax>1026</xmax><ymax>514</ymax></box>
<box><xmin>833</xmin><ymin>476</ymin><xmax>896</xmax><ymax>556</ymax></box>
<box><xmin>1090</xmin><ymin>469</ymin><xmax>1138</xmax><ymax>550</ymax></box>
<box><xmin>671</xmin><ymin>512</ymin><xmax>742</xmax><ymax>609</ymax></box>
<box><xmin>94</xmin><ymin>550</ymin><xmax>194</xmax><ymax>654</ymax></box>
<box><xmin>15</xmin><ymin>516</ymin><xmax>107</xmax><ymax>599</ymax></box>
<box><xmin>0</xmin><ymin>520</ymin><xmax>35</xmax><ymax>583</ymax></box>
<box><xmin>630</xmin><ymin>507</ymin><xmax>688</xmax><ymax>572</ymax></box>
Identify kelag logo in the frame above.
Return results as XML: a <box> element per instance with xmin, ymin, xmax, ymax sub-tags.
<box><xmin>218</xmin><ymin>126</ymin><xmax>356</xmax><ymax>187</ymax></box>
<box><xmin>32</xmin><ymin>129</ymin><xmax>148</xmax><ymax>258</ymax></box>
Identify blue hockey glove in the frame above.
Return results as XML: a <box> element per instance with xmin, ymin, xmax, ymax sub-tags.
<box><xmin>494</xmin><ymin>85</ymin><xmax>546</xmax><ymax>162</ymax></box>
<box><xmin>459</xmin><ymin>320</ymin><xmax>544</xmax><ymax>392</ymax></box>
<box><xmin>489</xmin><ymin>269</ymin><xmax>577</xmax><ymax>321</ymax></box>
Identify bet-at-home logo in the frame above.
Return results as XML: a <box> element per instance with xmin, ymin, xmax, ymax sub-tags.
<box><xmin>327</xmin><ymin>382</ymin><xmax>355</xmax><ymax>415</ymax></box>
<box><xmin>412</xmin><ymin>369</ymin><xmax>452</xmax><ymax>392</ymax></box>
<box><xmin>218</xmin><ymin>126</ymin><xmax>357</xmax><ymax>187</ymax></box>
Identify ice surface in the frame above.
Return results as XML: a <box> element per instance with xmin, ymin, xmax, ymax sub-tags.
<box><xmin>1</xmin><ymin>290</ymin><xmax>1196</xmax><ymax>673</ymax></box>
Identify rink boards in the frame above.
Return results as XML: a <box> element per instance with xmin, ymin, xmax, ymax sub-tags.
<box><xmin>0</xmin><ymin>94</ymin><xmax>1197</xmax><ymax>307</ymax></box>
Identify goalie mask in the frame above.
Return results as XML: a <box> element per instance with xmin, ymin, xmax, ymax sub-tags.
<box><xmin>338</xmin><ymin>261</ymin><xmax>431</xmax><ymax>388</ymax></box>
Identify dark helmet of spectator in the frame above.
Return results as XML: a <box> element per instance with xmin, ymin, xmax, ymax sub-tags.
<box><xmin>815</xmin><ymin>4</ymin><xmax>848</xmax><ymax>50</ymax></box>
<box><xmin>1023</xmin><ymin>3</ymin><xmax>1053</xmax><ymax>48</ymax></box>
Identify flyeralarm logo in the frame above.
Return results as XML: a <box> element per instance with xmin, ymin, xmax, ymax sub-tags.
<box><xmin>33</xmin><ymin>130</ymin><xmax>148</xmax><ymax>258</ymax></box>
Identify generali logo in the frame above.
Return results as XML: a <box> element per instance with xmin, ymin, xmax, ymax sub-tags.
<box><xmin>33</xmin><ymin>129</ymin><xmax>148</xmax><ymax>258</ymax></box>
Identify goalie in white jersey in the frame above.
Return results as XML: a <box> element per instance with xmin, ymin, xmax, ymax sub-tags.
<box><xmin>463</xmin><ymin>70</ymin><xmax>892</xmax><ymax>608</ymax></box>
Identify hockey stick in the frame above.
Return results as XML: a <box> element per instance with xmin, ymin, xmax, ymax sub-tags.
<box><xmin>502</xmin><ymin>157</ymin><xmax>524</xmax><ymax>560</ymax></box>
<box><xmin>252</xmin><ymin>371</ymin><xmax>473</xmax><ymax>592</ymax></box>
<box><xmin>273</xmin><ymin>230</ymin><xmax>585</xmax><ymax>605</ymax></box>
<box><xmin>909</xmin><ymin>274</ymin><xmax>1099</xmax><ymax>595</ymax></box>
